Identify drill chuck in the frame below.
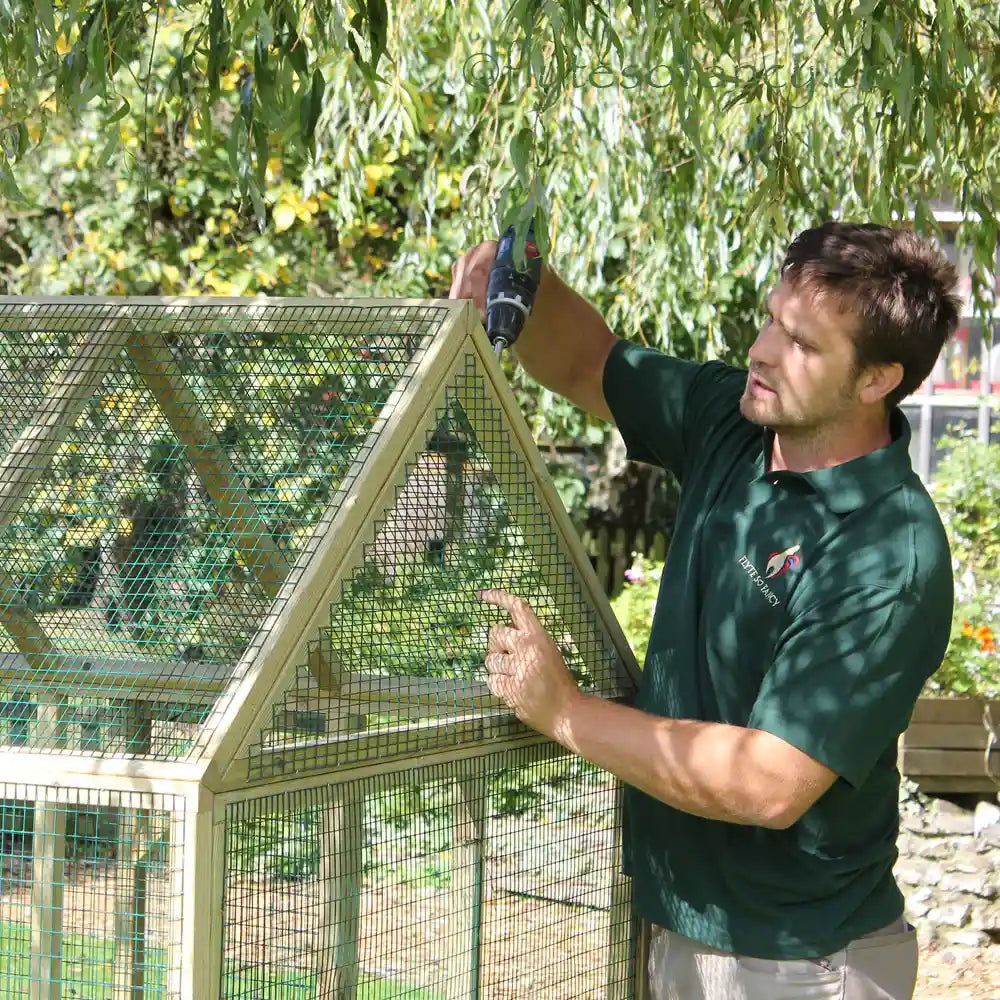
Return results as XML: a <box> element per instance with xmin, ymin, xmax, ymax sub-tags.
<box><xmin>486</xmin><ymin>222</ymin><xmax>542</xmax><ymax>354</ymax></box>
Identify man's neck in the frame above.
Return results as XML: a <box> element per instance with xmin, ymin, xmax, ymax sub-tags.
<box><xmin>770</xmin><ymin>414</ymin><xmax>894</xmax><ymax>474</ymax></box>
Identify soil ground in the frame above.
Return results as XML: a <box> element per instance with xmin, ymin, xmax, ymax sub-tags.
<box><xmin>914</xmin><ymin>942</ymin><xmax>1000</xmax><ymax>1000</ymax></box>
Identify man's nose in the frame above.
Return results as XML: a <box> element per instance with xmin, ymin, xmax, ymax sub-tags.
<box><xmin>748</xmin><ymin>321</ymin><xmax>778</xmax><ymax>366</ymax></box>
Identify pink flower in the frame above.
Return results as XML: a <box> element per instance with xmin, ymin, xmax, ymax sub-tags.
<box><xmin>625</xmin><ymin>567</ymin><xmax>645</xmax><ymax>584</ymax></box>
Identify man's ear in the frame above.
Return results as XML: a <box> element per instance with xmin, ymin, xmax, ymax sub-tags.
<box><xmin>858</xmin><ymin>362</ymin><xmax>904</xmax><ymax>405</ymax></box>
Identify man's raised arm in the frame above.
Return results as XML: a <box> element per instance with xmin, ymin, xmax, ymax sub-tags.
<box><xmin>449</xmin><ymin>242</ymin><xmax>620</xmax><ymax>422</ymax></box>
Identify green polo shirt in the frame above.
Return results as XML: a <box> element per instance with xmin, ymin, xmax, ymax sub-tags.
<box><xmin>602</xmin><ymin>339</ymin><xmax>953</xmax><ymax>960</ymax></box>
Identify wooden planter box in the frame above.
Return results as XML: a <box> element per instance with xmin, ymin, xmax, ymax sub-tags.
<box><xmin>900</xmin><ymin>696</ymin><xmax>1000</xmax><ymax>794</ymax></box>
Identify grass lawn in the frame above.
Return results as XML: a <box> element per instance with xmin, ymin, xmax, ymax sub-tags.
<box><xmin>0</xmin><ymin>921</ymin><xmax>443</xmax><ymax>999</ymax></box>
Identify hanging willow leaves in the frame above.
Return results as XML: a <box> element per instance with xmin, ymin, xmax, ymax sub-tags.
<box><xmin>0</xmin><ymin>0</ymin><xmax>995</xmax><ymax>358</ymax></box>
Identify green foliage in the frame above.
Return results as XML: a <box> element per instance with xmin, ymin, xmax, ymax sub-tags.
<box><xmin>608</xmin><ymin>553</ymin><xmax>662</xmax><ymax>666</ymax></box>
<box><xmin>0</xmin><ymin>1</ymin><xmax>995</xmax><ymax>524</ymax></box>
<box><xmin>926</xmin><ymin>432</ymin><xmax>1000</xmax><ymax>698</ymax></box>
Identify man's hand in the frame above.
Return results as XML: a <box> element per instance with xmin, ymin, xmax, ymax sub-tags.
<box><xmin>478</xmin><ymin>588</ymin><xmax>583</xmax><ymax>739</ymax></box>
<box><xmin>448</xmin><ymin>241</ymin><xmax>498</xmax><ymax>322</ymax></box>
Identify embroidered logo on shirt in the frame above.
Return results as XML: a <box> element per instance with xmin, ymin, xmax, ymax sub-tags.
<box><xmin>764</xmin><ymin>545</ymin><xmax>801</xmax><ymax>579</ymax></box>
<box><xmin>737</xmin><ymin>545</ymin><xmax>801</xmax><ymax>607</ymax></box>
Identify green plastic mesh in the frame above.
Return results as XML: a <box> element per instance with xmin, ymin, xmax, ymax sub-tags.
<box><xmin>223</xmin><ymin>744</ymin><xmax>633</xmax><ymax>999</ymax></box>
<box><xmin>247</xmin><ymin>353</ymin><xmax>629</xmax><ymax>780</ymax></box>
<box><xmin>0</xmin><ymin>784</ymin><xmax>184</xmax><ymax>997</ymax></box>
<box><xmin>0</xmin><ymin>300</ymin><xmax>450</xmax><ymax>760</ymax></box>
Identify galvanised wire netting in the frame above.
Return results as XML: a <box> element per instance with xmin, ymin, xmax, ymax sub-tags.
<box><xmin>248</xmin><ymin>353</ymin><xmax>628</xmax><ymax>780</ymax></box>
<box><xmin>223</xmin><ymin>744</ymin><xmax>632</xmax><ymax>999</ymax></box>
<box><xmin>0</xmin><ymin>785</ymin><xmax>184</xmax><ymax>998</ymax></box>
<box><xmin>0</xmin><ymin>299</ymin><xmax>450</xmax><ymax>760</ymax></box>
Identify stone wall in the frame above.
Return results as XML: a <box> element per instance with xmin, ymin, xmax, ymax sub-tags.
<box><xmin>895</xmin><ymin>778</ymin><xmax>1000</xmax><ymax>947</ymax></box>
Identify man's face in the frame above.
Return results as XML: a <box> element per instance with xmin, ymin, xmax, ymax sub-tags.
<box><xmin>739</xmin><ymin>279</ymin><xmax>865</xmax><ymax>432</ymax></box>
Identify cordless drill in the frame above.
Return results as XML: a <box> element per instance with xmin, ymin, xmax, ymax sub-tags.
<box><xmin>485</xmin><ymin>221</ymin><xmax>543</xmax><ymax>356</ymax></box>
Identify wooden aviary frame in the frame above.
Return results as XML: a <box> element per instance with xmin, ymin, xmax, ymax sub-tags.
<box><xmin>0</xmin><ymin>295</ymin><xmax>642</xmax><ymax>1000</ymax></box>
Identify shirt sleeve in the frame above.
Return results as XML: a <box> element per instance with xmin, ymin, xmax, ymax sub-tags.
<box><xmin>601</xmin><ymin>339</ymin><xmax>746</xmax><ymax>482</ymax></box>
<box><xmin>746</xmin><ymin>584</ymin><xmax>951</xmax><ymax>789</ymax></box>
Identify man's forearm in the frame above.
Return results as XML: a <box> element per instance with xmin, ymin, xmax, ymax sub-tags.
<box><xmin>550</xmin><ymin>692</ymin><xmax>794</xmax><ymax>829</ymax></box>
<box><xmin>512</xmin><ymin>264</ymin><xmax>618</xmax><ymax>416</ymax></box>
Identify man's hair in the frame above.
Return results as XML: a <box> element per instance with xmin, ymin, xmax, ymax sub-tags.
<box><xmin>780</xmin><ymin>221</ymin><xmax>962</xmax><ymax>409</ymax></box>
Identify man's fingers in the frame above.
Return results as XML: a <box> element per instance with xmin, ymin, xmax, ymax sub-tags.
<box><xmin>488</xmin><ymin>623</ymin><xmax>519</xmax><ymax>651</ymax></box>
<box><xmin>478</xmin><ymin>589</ymin><xmax>538</xmax><ymax>630</ymax></box>
<box><xmin>484</xmin><ymin>650</ymin><xmax>505</xmax><ymax>674</ymax></box>
<box><xmin>485</xmin><ymin>668</ymin><xmax>513</xmax><ymax>704</ymax></box>
<box><xmin>448</xmin><ymin>255</ymin><xmax>465</xmax><ymax>299</ymax></box>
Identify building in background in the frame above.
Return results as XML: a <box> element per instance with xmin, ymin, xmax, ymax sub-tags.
<box><xmin>900</xmin><ymin>208</ymin><xmax>999</xmax><ymax>482</ymax></box>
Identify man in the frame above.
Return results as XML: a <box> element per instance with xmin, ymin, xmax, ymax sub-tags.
<box><xmin>449</xmin><ymin>221</ymin><xmax>961</xmax><ymax>1000</ymax></box>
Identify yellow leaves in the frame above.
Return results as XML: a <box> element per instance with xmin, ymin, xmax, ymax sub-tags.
<box><xmin>273</xmin><ymin>202</ymin><xmax>297</xmax><ymax>232</ymax></box>
<box><xmin>204</xmin><ymin>270</ymin><xmax>237</xmax><ymax>296</ymax></box>
<box><xmin>256</xmin><ymin>269</ymin><xmax>277</xmax><ymax>288</ymax></box>
<box><xmin>61</xmin><ymin>200</ymin><xmax>72</xmax><ymax>214</ymax></box>
<box><xmin>65</xmin><ymin>521</ymin><xmax>109</xmax><ymax>547</ymax></box>
<box><xmin>169</xmin><ymin>194</ymin><xmax>186</xmax><ymax>217</ymax></box>
<box><xmin>187</xmin><ymin>243</ymin><xmax>206</xmax><ymax>262</ymax></box>
<box><xmin>365</xmin><ymin>220</ymin><xmax>386</xmax><ymax>237</ymax></box>
<box><xmin>76</xmin><ymin>147</ymin><xmax>89</xmax><ymax>169</ymax></box>
<box><xmin>266</xmin><ymin>157</ymin><xmax>283</xmax><ymax>182</ymax></box>
<box><xmin>222</xmin><ymin>71</ymin><xmax>240</xmax><ymax>92</ymax></box>
<box><xmin>162</xmin><ymin>264</ymin><xmax>181</xmax><ymax>287</ymax></box>
<box><xmin>83</xmin><ymin>230</ymin><xmax>100</xmax><ymax>252</ymax></box>
<box><xmin>297</xmin><ymin>196</ymin><xmax>318</xmax><ymax>221</ymax></box>
<box><xmin>205</xmin><ymin>217</ymin><xmax>217</xmax><ymax>235</ymax></box>
<box><xmin>274</xmin><ymin>477</ymin><xmax>297</xmax><ymax>503</ymax></box>
<box><xmin>55</xmin><ymin>33</ymin><xmax>72</xmax><ymax>55</ymax></box>
<box><xmin>364</xmin><ymin>162</ymin><xmax>393</xmax><ymax>196</ymax></box>
<box><xmin>41</xmin><ymin>98</ymin><xmax>57</xmax><ymax>112</ymax></box>
<box><xmin>27</xmin><ymin>122</ymin><xmax>41</xmax><ymax>141</ymax></box>
<box><xmin>0</xmin><ymin>77</ymin><xmax>8</xmax><ymax>95</ymax></box>
<box><xmin>106</xmin><ymin>250</ymin><xmax>126</xmax><ymax>270</ymax></box>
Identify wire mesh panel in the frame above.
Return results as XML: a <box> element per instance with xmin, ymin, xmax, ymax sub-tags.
<box><xmin>247</xmin><ymin>353</ymin><xmax>630</xmax><ymax>780</ymax></box>
<box><xmin>222</xmin><ymin>744</ymin><xmax>632</xmax><ymax>999</ymax></box>
<box><xmin>0</xmin><ymin>299</ymin><xmax>450</xmax><ymax>759</ymax></box>
<box><xmin>0</xmin><ymin>784</ymin><xmax>185</xmax><ymax>998</ymax></box>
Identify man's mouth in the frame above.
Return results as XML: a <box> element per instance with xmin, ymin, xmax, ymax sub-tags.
<box><xmin>748</xmin><ymin>372</ymin><xmax>776</xmax><ymax>395</ymax></box>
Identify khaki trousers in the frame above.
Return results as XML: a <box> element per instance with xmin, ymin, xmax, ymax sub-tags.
<box><xmin>645</xmin><ymin>918</ymin><xmax>918</xmax><ymax>1000</ymax></box>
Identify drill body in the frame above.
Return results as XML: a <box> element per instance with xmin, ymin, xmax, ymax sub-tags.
<box><xmin>485</xmin><ymin>222</ymin><xmax>543</xmax><ymax>355</ymax></box>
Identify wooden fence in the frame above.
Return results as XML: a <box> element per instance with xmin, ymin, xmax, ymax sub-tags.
<box><xmin>579</xmin><ymin>525</ymin><xmax>670</xmax><ymax>599</ymax></box>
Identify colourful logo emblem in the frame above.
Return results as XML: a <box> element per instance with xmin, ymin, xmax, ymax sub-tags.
<box><xmin>764</xmin><ymin>545</ymin><xmax>801</xmax><ymax>579</ymax></box>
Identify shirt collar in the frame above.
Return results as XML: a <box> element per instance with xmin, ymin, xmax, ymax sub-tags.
<box><xmin>758</xmin><ymin>409</ymin><xmax>914</xmax><ymax>514</ymax></box>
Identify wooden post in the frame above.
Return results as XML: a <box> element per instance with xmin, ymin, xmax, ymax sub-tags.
<box><xmin>112</xmin><ymin>703</ymin><xmax>153</xmax><ymax>1000</ymax></box>
<box><xmin>124</xmin><ymin>333</ymin><xmax>292</xmax><ymax>610</ymax></box>
<box><xmin>449</xmin><ymin>760</ymin><xmax>486</xmax><ymax>1000</ymax></box>
<box><xmin>166</xmin><ymin>808</ymin><xmax>186</xmax><ymax>1000</ymax></box>
<box><xmin>606</xmin><ymin>780</ymin><xmax>632</xmax><ymax>1000</ymax></box>
<box><xmin>29</xmin><ymin>790</ymin><xmax>67</xmax><ymax>1000</ymax></box>
<box><xmin>316</xmin><ymin>779</ymin><xmax>365</xmax><ymax>1000</ymax></box>
<box><xmin>181</xmin><ymin>790</ymin><xmax>223</xmax><ymax>1000</ymax></box>
<box><xmin>0</xmin><ymin>317</ymin><xmax>133</xmax><ymax>529</ymax></box>
<box><xmin>28</xmin><ymin>693</ymin><xmax>70</xmax><ymax>1000</ymax></box>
